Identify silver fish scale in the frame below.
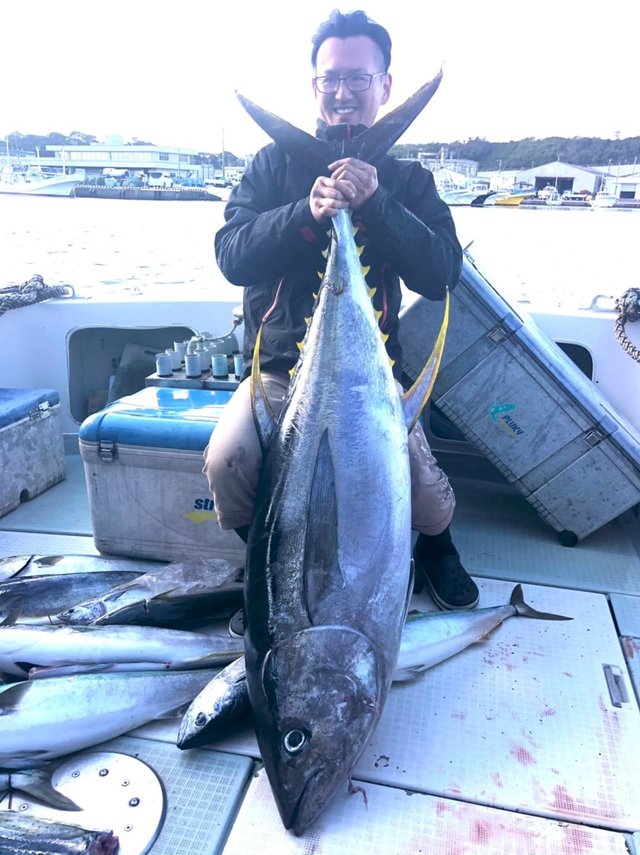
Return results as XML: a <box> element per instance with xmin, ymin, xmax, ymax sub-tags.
<box><xmin>245</xmin><ymin>208</ymin><xmax>412</xmax><ymax>833</ymax></box>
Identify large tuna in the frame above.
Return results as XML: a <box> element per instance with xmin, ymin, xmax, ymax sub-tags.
<box><xmin>240</xmin><ymin>72</ymin><xmax>449</xmax><ymax>835</ymax></box>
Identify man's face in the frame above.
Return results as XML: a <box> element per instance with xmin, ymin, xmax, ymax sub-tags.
<box><xmin>313</xmin><ymin>36</ymin><xmax>391</xmax><ymax>129</ymax></box>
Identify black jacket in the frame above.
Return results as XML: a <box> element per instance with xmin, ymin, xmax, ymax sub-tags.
<box><xmin>215</xmin><ymin>127</ymin><xmax>462</xmax><ymax>381</ymax></box>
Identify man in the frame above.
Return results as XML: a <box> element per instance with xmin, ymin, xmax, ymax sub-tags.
<box><xmin>204</xmin><ymin>10</ymin><xmax>478</xmax><ymax>620</ymax></box>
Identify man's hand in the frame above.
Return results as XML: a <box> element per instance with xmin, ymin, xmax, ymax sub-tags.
<box><xmin>309</xmin><ymin>157</ymin><xmax>378</xmax><ymax>223</ymax></box>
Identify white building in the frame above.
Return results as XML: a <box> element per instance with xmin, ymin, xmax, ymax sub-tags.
<box><xmin>44</xmin><ymin>142</ymin><xmax>209</xmax><ymax>182</ymax></box>
<box><xmin>514</xmin><ymin>161</ymin><xmax>605</xmax><ymax>196</ymax></box>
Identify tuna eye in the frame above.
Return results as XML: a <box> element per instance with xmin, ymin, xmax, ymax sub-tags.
<box><xmin>195</xmin><ymin>713</ymin><xmax>207</xmax><ymax>727</ymax></box>
<box><xmin>283</xmin><ymin>729</ymin><xmax>308</xmax><ymax>753</ymax></box>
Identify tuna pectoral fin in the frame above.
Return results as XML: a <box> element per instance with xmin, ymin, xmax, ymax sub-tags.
<box><xmin>402</xmin><ymin>290</ymin><xmax>450</xmax><ymax>432</ymax></box>
<box><xmin>250</xmin><ymin>324</ymin><xmax>276</xmax><ymax>450</ymax></box>
<box><xmin>304</xmin><ymin>430</ymin><xmax>345</xmax><ymax>623</ymax></box>
<box><xmin>511</xmin><ymin>584</ymin><xmax>572</xmax><ymax>620</ymax></box>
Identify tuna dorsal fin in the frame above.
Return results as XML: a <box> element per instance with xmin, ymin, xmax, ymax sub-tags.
<box><xmin>250</xmin><ymin>324</ymin><xmax>277</xmax><ymax>450</ymax></box>
<box><xmin>304</xmin><ymin>430</ymin><xmax>345</xmax><ymax>623</ymax></box>
<box><xmin>235</xmin><ymin>69</ymin><xmax>443</xmax><ymax>170</ymax></box>
<box><xmin>402</xmin><ymin>290</ymin><xmax>450</xmax><ymax>432</ymax></box>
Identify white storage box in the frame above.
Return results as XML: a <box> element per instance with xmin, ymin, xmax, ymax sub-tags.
<box><xmin>399</xmin><ymin>258</ymin><xmax>640</xmax><ymax>543</ymax></box>
<box><xmin>79</xmin><ymin>386</ymin><xmax>245</xmax><ymax>562</ymax></box>
<box><xmin>0</xmin><ymin>388</ymin><xmax>66</xmax><ymax>518</ymax></box>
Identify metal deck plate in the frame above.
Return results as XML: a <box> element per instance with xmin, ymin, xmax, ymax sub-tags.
<box><xmin>0</xmin><ymin>530</ymin><xmax>99</xmax><ymax>557</ymax></box>
<box><xmin>356</xmin><ymin>579</ymin><xmax>640</xmax><ymax>832</ymax></box>
<box><xmin>93</xmin><ymin>736</ymin><xmax>252</xmax><ymax>855</ymax></box>
<box><xmin>610</xmin><ymin>592</ymin><xmax>640</xmax><ymax>636</ymax></box>
<box><xmin>0</xmin><ymin>454</ymin><xmax>91</xmax><ymax>535</ymax></box>
<box><xmin>622</xmin><ymin>637</ymin><xmax>640</xmax><ymax>705</ymax></box>
<box><xmin>451</xmin><ymin>480</ymin><xmax>640</xmax><ymax>596</ymax></box>
<box><xmin>221</xmin><ymin>767</ymin><xmax>630</xmax><ymax>854</ymax></box>
<box><xmin>134</xmin><ymin>579</ymin><xmax>640</xmax><ymax>834</ymax></box>
<box><xmin>0</xmin><ymin>751</ymin><xmax>164</xmax><ymax>855</ymax></box>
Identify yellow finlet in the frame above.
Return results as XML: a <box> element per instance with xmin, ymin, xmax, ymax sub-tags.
<box><xmin>296</xmin><ymin>341</ymin><xmax>304</xmax><ymax>351</ymax></box>
<box><xmin>321</xmin><ymin>248</ymin><xmax>329</xmax><ymax>259</ymax></box>
<box><xmin>361</xmin><ymin>265</ymin><xmax>371</xmax><ymax>277</ymax></box>
<box><xmin>389</xmin><ymin>358</ymin><xmax>396</xmax><ymax>368</ymax></box>
<box><xmin>375</xmin><ymin>309</ymin><xmax>383</xmax><ymax>321</ymax></box>
<box><xmin>357</xmin><ymin>245</ymin><xmax>364</xmax><ymax>257</ymax></box>
<box><xmin>304</xmin><ymin>316</ymin><xmax>311</xmax><ymax>325</ymax></box>
<box><xmin>381</xmin><ymin>332</ymin><xmax>389</xmax><ymax>344</ymax></box>
<box><xmin>317</xmin><ymin>271</ymin><xmax>323</xmax><ymax>279</ymax></box>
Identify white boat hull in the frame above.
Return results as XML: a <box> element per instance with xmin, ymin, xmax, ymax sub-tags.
<box><xmin>0</xmin><ymin>175</ymin><xmax>84</xmax><ymax>197</ymax></box>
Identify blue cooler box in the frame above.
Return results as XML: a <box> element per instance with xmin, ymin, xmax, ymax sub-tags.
<box><xmin>0</xmin><ymin>388</ymin><xmax>66</xmax><ymax>518</ymax></box>
<box><xmin>79</xmin><ymin>386</ymin><xmax>245</xmax><ymax>562</ymax></box>
<box><xmin>399</xmin><ymin>258</ymin><xmax>640</xmax><ymax>543</ymax></box>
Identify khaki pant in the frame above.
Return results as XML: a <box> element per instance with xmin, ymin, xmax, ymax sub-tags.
<box><xmin>203</xmin><ymin>373</ymin><xmax>455</xmax><ymax>535</ymax></box>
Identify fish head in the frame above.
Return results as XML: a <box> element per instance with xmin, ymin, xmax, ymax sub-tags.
<box><xmin>56</xmin><ymin>601</ymin><xmax>108</xmax><ymax>625</ymax></box>
<box><xmin>254</xmin><ymin>625</ymin><xmax>383</xmax><ymax>835</ymax></box>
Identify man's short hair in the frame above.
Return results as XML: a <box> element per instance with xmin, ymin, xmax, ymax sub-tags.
<box><xmin>311</xmin><ymin>10</ymin><xmax>392</xmax><ymax>71</ymax></box>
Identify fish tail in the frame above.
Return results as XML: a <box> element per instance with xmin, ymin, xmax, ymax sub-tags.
<box><xmin>510</xmin><ymin>584</ymin><xmax>572</xmax><ymax>621</ymax></box>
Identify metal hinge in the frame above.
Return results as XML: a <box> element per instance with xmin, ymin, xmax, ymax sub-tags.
<box><xmin>584</xmin><ymin>428</ymin><xmax>604</xmax><ymax>449</ymax></box>
<box><xmin>603</xmin><ymin>664</ymin><xmax>630</xmax><ymax>707</ymax></box>
<box><xmin>98</xmin><ymin>440</ymin><xmax>116</xmax><ymax>462</ymax></box>
<box><xmin>487</xmin><ymin>326</ymin><xmax>508</xmax><ymax>344</ymax></box>
<box><xmin>29</xmin><ymin>401</ymin><xmax>51</xmax><ymax>421</ymax></box>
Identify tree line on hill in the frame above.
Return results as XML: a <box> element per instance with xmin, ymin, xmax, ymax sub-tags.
<box><xmin>6</xmin><ymin>131</ymin><xmax>640</xmax><ymax>172</ymax></box>
<box><xmin>391</xmin><ymin>136</ymin><xmax>640</xmax><ymax>171</ymax></box>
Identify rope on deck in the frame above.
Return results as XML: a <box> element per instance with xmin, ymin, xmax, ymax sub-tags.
<box><xmin>0</xmin><ymin>274</ymin><xmax>75</xmax><ymax>318</ymax></box>
<box><xmin>614</xmin><ymin>287</ymin><xmax>640</xmax><ymax>362</ymax></box>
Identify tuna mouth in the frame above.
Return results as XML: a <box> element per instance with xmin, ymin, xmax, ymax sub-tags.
<box><xmin>281</xmin><ymin>769</ymin><xmax>325</xmax><ymax>837</ymax></box>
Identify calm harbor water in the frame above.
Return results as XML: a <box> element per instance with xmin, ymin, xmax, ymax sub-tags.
<box><xmin>1</xmin><ymin>194</ymin><xmax>638</xmax><ymax>311</ymax></box>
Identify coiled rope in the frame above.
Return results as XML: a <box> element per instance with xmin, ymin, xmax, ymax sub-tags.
<box><xmin>614</xmin><ymin>287</ymin><xmax>640</xmax><ymax>362</ymax></box>
<box><xmin>0</xmin><ymin>274</ymin><xmax>75</xmax><ymax>318</ymax></box>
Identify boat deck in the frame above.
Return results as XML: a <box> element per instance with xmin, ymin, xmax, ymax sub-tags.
<box><xmin>1</xmin><ymin>453</ymin><xmax>639</xmax><ymax>854</ymax></box>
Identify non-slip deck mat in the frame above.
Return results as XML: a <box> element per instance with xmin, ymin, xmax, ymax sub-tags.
<box><xmin>92</xmin><ymin>736</ymin><xmax>252</xmax><ymax>855</ymax></box>
<box><xmin>0</xmin><ymin>454</ymin><xmax>91</xmax><ymax>535</ymax></box>
<box><xmin>610</xmin><ymin>592</ymin><xmax>640</xmax><ymax>636</ymax></box>
<box><xmin>0</xmin><ymin>530</ymin><xmax>98</xmax><ymax>557</ymax></box>
<box><xmin>450</xmin><ymin>478</ymin><xmax>640</xmax><ymax>596</ymax></box>
<box><xmin>221</xmin><ymin>767</ymin><xmax>630</xmax><ymax>855</ymax></box>
<box><xmin>622</xmin><ymin>637</ymin><xmax>640</xmax><ymax>707</ymax></box>
<box><xmin>134</xmin><ymin>579</ymin><xmax>640</xmax><ymax>833</ymax></box>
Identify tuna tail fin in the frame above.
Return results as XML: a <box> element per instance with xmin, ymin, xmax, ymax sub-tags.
<box><xmin>401</xmin><ymin>290</ymin><xmax>450</xmax><ymax>432</ymax></box>
<box><xmin>510</xmin><ymin>584</ymin><xmax>572</xmax><ymax>621</ymax></box>
<box><xmin>8</xmin><ymin>766</ymin><xmax>82</xmax><ymax>811</ymax></box>
<box><xmin>235</xmin><ymin>69</ymin><xmax>443</xmax><ymax>171</ymax></box>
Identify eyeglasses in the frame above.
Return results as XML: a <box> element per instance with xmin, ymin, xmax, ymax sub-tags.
<box><xmin>313</xmin><ymin>72</ymin><xmax>387</xmax><ymax>94</ymax></box>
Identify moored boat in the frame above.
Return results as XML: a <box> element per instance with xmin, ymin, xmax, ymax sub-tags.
<box><xmin>0</xmin><ymin>167</ymin><xmax>84</xmax><ymax>197</ymax></box>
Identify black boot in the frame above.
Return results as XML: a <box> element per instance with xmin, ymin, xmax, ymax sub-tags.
<box><xmin>413</xmin><ymin>527</ymin><xmax>479</xmax><ymax>610</ymax></box>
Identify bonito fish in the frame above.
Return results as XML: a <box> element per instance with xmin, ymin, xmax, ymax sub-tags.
<box><xmin>238</xmin><ymin>73</ymin><xmax>448</xmax><ymax>835</ymax></box>
<box><xmin>177</xmin><ymin>585</ymin><xmax>570</xmax><ymax>749</ymax></box>
<box><xmin>0</xmin><ymin>624</ymin><xmax>243</xmax><ymax>679</ymax></box>
<box><xmin>56</xmin><ymin>557</ymin><xmax>243</xmax><ymax>626</ymax></box>
<box><xmin>0</xmin><ymin>570</ymin><xmax>144</xmax><ymax>626</ymax></box>
<box><xmin>0</xmin><ymin>669</ymin><xmax>217</xmax><ymax>769</ymax></box>
<box><xmin>0</xmin><ymin>811</ymin><xmax>118</xmax><ymax>854</ymax></box>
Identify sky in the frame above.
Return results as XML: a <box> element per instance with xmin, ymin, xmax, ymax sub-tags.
<box><xmin>1</xmin><ymin>0</ymin><xmax>638</xmax><ymax>158</ymax></box>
